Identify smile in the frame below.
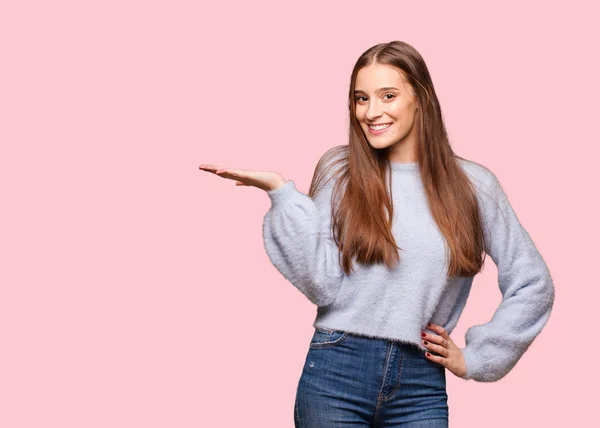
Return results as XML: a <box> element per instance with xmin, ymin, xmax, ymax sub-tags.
<box><xmin>368</xmin><ymin>123</ymin><xmax>392</xmax><ymax>130</ymax></box>
<box><xmin>367</xmin><ymin>122</ymin><xmax>393</xmax><ymax>135</ymax></box>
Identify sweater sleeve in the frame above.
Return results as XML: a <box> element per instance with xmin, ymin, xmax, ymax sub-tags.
<box><xmin>460</xmin><ymin>171</ymin><xmax>555</xmax><ymax>382</ymax></box>
<box><xmin>262</xmin><ymin>177</ymin><xmax>345</xmax><ymax>307</ymax></box>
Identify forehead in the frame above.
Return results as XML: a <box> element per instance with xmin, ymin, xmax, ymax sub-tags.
<box><xmin>355</xmin><ymin>63</ymin><xmax>407</xmax><ymax>92</ymax></box>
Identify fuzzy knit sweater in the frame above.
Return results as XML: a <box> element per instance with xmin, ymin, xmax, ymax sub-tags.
<box><xmin>262</xmin><ymin>146</ymin><xmax>555</xmax><ymax>382</ymax></box>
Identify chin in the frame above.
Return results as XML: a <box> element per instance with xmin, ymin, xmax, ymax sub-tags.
<box><xmin>367</xmin><ymin>140</ymin><xmax>391</xmax><ymax>150</ymax></box>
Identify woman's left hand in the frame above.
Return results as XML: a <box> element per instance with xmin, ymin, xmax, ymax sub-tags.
<box><xmin>422</xmin><ymin>323</ymin><xmax>467</xmax><ymax>379</ymax></box>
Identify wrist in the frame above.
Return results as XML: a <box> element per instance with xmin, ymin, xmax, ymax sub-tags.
<box><xmin>268</xmin><ymin>178</ymin><xmax>287</xmax><ymax>191</ymax></box>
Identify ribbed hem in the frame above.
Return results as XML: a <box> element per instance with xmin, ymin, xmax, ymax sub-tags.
<box><xmin>390</xmin><ymin>162</ymin><xmax>419</xmax><ymax>171</ymax></box>
<box><xmin>266</xmin><ymin>180</ymin><xmax>297</xmax><ymax>205</ymax></box>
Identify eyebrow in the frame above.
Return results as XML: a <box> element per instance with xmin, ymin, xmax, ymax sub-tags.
<box><xmin>354</xmin><ymin>87</ymin><xmax>399</xmax><ymax>94</ymax></box>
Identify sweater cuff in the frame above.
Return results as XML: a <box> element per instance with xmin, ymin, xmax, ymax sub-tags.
<box><xmin>266</xmin><ymin>180</ymin><xmax>297</xmax><ymax>206</ymax></box>
<box><xmin>461</xmin><ymin>346</ymin><xmax>481</xmax><ymax>381</ymax></box>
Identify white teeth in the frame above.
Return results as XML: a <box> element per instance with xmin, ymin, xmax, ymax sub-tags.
<box><xmin>369</xmin><ymin>123</ymin><xmax>392</xmax><ymax>130</ymax></box>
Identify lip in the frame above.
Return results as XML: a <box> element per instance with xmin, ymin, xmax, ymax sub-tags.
<box><xmin>367</xmin><ymin>122</ymin><xmax>393</xmax><ymax>135</ymax></box>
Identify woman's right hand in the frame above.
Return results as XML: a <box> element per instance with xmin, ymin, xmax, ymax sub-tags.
<box><xmin>198</xmin><ymin>164</ymin><xmax>287</xmax><ymax>192</ymax></box>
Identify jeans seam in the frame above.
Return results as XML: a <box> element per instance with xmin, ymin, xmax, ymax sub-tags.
<box><xmin>309</xmin><ymin>332</ymin><xmax>347</xmax><ymax>348</ymax></box>
<box><xmin>294</xmin><ymin>377</ymin><xmax>301</xmax><ymax>427</ymax></box>
<box><xmin>382</xmin><ymin>351</ymin><xmax>405</xmax><ymax>401</ymax></box>
<box><xmin>373</xmin><ymin>341</ymin><xmax>393</xmax><ymax>423</ymax></box>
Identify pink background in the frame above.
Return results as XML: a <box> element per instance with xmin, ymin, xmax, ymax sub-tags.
<box><xmin>1</xmin><ymin>0</ymin><xmax>597</xmax><ymax>426</ymax></box>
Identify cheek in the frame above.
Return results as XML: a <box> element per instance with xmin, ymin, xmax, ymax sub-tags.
<box><xmin>355</xmin><ymin>109</ymin><xmax>365</xmax><ymax>123</ymax></box>
<box><xmin>389</xmin><ymin>101</ymin><xmax>410</xmax><ymax>117</ymax></box>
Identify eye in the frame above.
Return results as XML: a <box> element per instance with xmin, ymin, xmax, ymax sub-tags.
<box><xmin>355</xmin><ymin>93</ymin><xmax>396</xmax><ymax>103</ymax></box>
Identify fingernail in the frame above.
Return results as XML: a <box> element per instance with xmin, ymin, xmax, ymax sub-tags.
<box><xmin>423</xmin><ymin>340</ymin><xmax>428</xmax><ymax>345</ymax></box>
<box><xmin>421</xmin><ymin>332</ymin><xmax>426</xmax><ymax>337</ymax></box>
<box><xmin>426</xmin><ymin>352</ymin><xmax>431</xmax><ymax>357</ymax></box>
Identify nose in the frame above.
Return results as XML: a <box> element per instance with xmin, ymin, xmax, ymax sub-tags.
<box><xmin>365</xmin><ymin>100</ymin><xmax>383</xmax><ymax>121</ymax></box>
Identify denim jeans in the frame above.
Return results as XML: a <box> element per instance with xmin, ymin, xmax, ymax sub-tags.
<box><xmin>294</xmin><ymin>327</ymin><xmax>449</xmax><ymax>427</ymax></box>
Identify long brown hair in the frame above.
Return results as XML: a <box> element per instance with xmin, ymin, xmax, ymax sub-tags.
<box><xmin>308</xmin><ymin>41</ymin><xmax>487</xmax><ymax>278</ymax></box>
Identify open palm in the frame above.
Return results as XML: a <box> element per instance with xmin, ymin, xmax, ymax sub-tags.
<box><xmin>199</xmin><ymin>164</ymin><xmax>286</xmax><ymax>192</ymax></box>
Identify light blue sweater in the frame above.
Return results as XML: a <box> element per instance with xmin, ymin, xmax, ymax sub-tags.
<box><xmin>262</xmin><ymin>146</ymin><xmax>554</xmax><ymax>382</ymax></box>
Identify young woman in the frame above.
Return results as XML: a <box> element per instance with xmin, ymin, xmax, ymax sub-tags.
<box><xmin>199</xmin><ymin>41</ymin><xmax>554</xmax><ymax>427</ymax></box>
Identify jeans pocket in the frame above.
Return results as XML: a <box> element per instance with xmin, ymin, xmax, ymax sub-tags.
<box><xmin>309</xmin><ymin>326</ymin><xmax>347</xmax><ymax>348</ymax></box>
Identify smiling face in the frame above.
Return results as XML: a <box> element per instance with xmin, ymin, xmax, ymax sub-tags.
<box><xmin>354</xmin><ymin>62</ymin><xmax>420</xmax><ymax>163</ymax></box>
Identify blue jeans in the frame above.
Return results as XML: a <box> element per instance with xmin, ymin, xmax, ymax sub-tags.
<box><xmin>294</xmin><ymin>327</ymin><xmax>449</xmax><ymax>427</ymax></box>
